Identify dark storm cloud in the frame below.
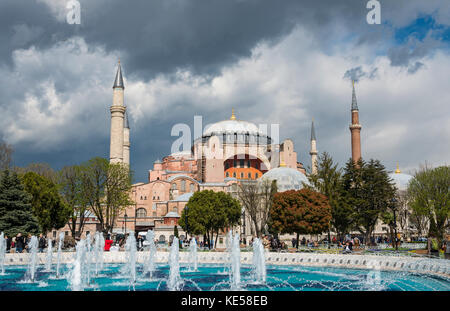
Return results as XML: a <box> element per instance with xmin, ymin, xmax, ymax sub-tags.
<box><xmin>2</xmin><ymin>0</ymin><xmax>450</xmax><ymax>181</ymax></box>
<box><xmin>1</xmin><ymin>0</ymin><xmax>384</xmax><ymax>79</ymax></box>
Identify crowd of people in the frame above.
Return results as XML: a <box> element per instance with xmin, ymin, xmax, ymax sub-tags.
<box><xmin>2</xmin><ymin>232</ymin><xmax>55</xmax><ymax>253</ymax></box>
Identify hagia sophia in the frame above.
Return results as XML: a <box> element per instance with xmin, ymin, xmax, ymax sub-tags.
<box><xmin>52</xmin><ymin>62</ymin><xmax>414</xmax><ymax>245</ymax></box>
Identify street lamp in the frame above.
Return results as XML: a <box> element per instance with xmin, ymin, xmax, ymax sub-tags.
<box><xmin>241</xmin><ymin>210</ymin><xmax>246</xmax><ymax>239</ymax></box>
<box><xmin>391</xmin><ymin>198</ymin><xmax>398</xmax><ymax>251</ymax></box>
<box><xmin>184</xmin><ymin>206</ymin><xmax>189</xmax><ymax>240</ymax></box>
<box><xmin>133</xmin><ymin>190</ymin><xmax>137</xmax><ymax>236</ymax></box>
<box><xmin>124</xmin><ymin>213</ymin><xmax>128</xmax><ymax>235</ymax></box>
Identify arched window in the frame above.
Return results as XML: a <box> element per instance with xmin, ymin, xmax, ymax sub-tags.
<box><xmin>248</xmin><ymin>173</ymin><xmax>252</xmax><ymax>179</ymax></box>
<box><xmin>136</xmin><ymin>208</ymin><xmax>147</xmax><ymax>218</ymax></box>
<box><xmin>226</xmin><ymin>172</ymin><xmax>229</xmax><ymax>177</ymax></box>
<box><xmin>173</xmin><ymin>207</ymin><xmax>177</xmax><ymax>213</ymax></box>
<box><xmin>171</xmin><ymin>183</ymin><xmax>177</xmax><ymax>190</ymax></box>
<box><xmin>233</xmin><ymin>172</ymin><xmax>236</xmax><ymax>178</ymax></box>
<box><xmin>159</xmin><ymin>235</ymin><xmax>166</xmax><ymax>243</ymax></box>
<box><xmin>240</xmin><ymin>172</ymin><xmax>244</xmax><ymax>178</ymax></box>
<box><xmin>190</xmin><ymin>183</ymin><xmax>195</xmax><ymax>192</ymax></box>
<box><xmin>181</xmin><ymin>180</ymin><xmax>186</xmax><ymax>192</ymax></box>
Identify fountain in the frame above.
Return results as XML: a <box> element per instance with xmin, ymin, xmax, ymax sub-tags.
<box><xmin>85</xmin><ymin>233</ymin><xmax>92</xmax><ymax>284</ymax></box>
<box><xmin>168</xmin><ymin>237</ymin><xmax>181</xmax><ymax>290</ymax></box>
<box><xmin>144</xmin><ymin>230</ymin><xmax>156</xmax><ymax>278</ymax></box>
<box><xmin>56</xmin><ymin>232</ymin><xmax>64</xmax><ymax>278</ymax></box>
<box><xmin>252</xmin><ymin>238</ymin><xmax>266</xmax><ymax>283</ymax></box>
<box><xmin>93</xmin><ymin>232</ymin><xmax>104</xmax><ymax>275</ymax></box>
<box><xmin>26</xmin><ymin>236</ymin><xmax>38</xmax><ymax>282</ymax></box>
<box><xmin>188</xmin><ymin>237</ymin><xmax>198</xmax><ymax>271</ymax></box>
<box><xmin>125</xmin><ymin>234</ymin><xmax>137</xmax><ymax>287</ymax></box>
<box><xmin>0</xmin><ymin>232</ymin><xmax>5</xmax><ymax>275</ymax></box>
<box><xmin>45</xmin><ymin>238</ymin><xmax>53</xmax><ymax>272</ymax></box>
<box><xmin>230</xmin><ymin>232</ymin><xmax>241</xmax><ymax>289</ymax></box>
<box><xmin>0</xmin><ymin>233</ymin><xmax>449</xmax><ymax>291</ymax></box>
<box><xmin>69</xmin><ymin>238</ymin><xmax>86</xmax><ymax>291</ymax></box>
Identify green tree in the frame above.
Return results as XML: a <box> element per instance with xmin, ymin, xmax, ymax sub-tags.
<box><xmin>21</xmin><ymin>171</ymin><xmax>71</xmax><ymax>234</ymax></box>
<box><xmin>81</xmin><ymin>157</ymin><xmax>133</xmax><ymax>235</ymax></box>
<box><xmin>58</xmin><ymin>165</ymin><xmax>88</xmax><ymax>238</ymax></box>
<box><xmin>342</xmin><ymin>158</ymin><xmax>396</xmax><ymax>244</ymax></box>
<box><xmin>179</xmin><ymin>190</ymin><xmax>241</xmax><ymax>249</ymax></box>
<box><xmin>306</xmin><ymin>152</ymin><xmax>354</xmax><ymax>242</ymax></box>
<box><xmin>270</xmin><ymin>188</ymin><xmax>331</xmax><ymax>249</ymax></box>
<box><xmin>0</xmin><ymin>170</ymin><xmax>39</xmax><ymax>236</ymax></box>
<box><xmin>407</xmin><ymin>165</ymin><xmax>449</xmax><ymax>251</ymax></box>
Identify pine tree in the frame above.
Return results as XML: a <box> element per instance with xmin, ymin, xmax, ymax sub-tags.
<box><xmin>0</xmin><ymin>170</ymin><xmax>39</xmax><ymax>236</ymax></box>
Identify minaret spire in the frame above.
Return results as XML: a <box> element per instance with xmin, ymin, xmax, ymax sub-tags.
<box><xmin>113</xmin><ymin>59</ymin><xmax>125</xmax><ymax>89</ymax></box>
<box><xmin>349</xmin><ymin>80</ymin><xmax>362</xmax><ymax>163</ymax></box>
<box><xmin>351</xmin><ymin>80</ymin><xmax>358</xmax><ymax>111</ymax></box>
<box><xmin>110</xmin><ymin>60</ymin><xmax>126</xmax><ymax>164</ymax></box>
<box><xmin>310</xmin><ymin>118</ymin><xmax>318</xmax><ymax>175</ymax></box>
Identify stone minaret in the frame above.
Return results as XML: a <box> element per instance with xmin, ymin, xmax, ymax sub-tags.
<box><xmin>109</xmin><ymin>60</ymin><xmax>126</xmax><ymax>164</ymax></box>
<box><xmin>310</xmin><ymin>118</ymin><xmax>318</xmax><ymax>175</ymax></box>
<box><xmin>123</xmin><ymin>111</ymin><xmax>130</xmax><ymax>166</ymax></box>
<box><xmin>349</xmin><ymin>80</ymin><xmax>362</xmax><ymax>163</ymax></box>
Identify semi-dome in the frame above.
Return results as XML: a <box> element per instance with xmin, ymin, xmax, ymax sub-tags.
<box><xmin>259</xmin><ymin>166</ymin><xmax>310</xmax><ymax>192</ymax></box>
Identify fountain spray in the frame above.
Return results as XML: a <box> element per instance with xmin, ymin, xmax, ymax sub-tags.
<box><xmin>70</xmin><ymin>238</ymin><xmax>87</xmax><ymax>291</ymax></box>
<box><xmin>252</xmin><ymin>238</ymin><xmax>266</xmax><ymax>283</ymax></box>
<box><xmin>230</xmin><ymin>232</ymin><xmax>241</xmax><ymax>289</ymax></box>
<box><xmin>85</xmin><ymin>233</ymin><xmax>92</xmax><ymax>284</ymax></box>
<box><xmin>56</xmin><ymin>232</ymin><xmax>64</xmax><ymax>278</ymax></box>
<box><xmin>188</xmin><ymin>237</ymin><xmax>198</xmax><ymax>271</ymax></box>
<box><xmin>168</xmin><ymin>237</ymin><xmax>181</xmax><ymax>290</ymax></box>
<box><xmin>0</xmin><ymin>232</ymin><xmax>6</xmax><ymax>275</ymax></box>
<box><xmin>27</xmin><ymin>236</ymin><xmax>38</xmax><ymax>282</ymax></box>
<box><xmin>125</xmin><ymin>234</ymin><xmax>137</xmax><ymax>287</ymax></box>
<box><xmin>145</xmin><ymin>230</ymin><xmax>156</xmax><ymax>278</ymax></box>
<box><xmin>45</xmin><ymin>238</ymin><xmax>52</xmax><ymax>272</ymax></box>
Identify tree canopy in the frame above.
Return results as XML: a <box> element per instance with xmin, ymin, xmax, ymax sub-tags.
<box><xmin>0</xmin><ymin>170</ymin><xmax>39</xmax><ymax>236</ymax></box>
<box><xmin>179</xmin><ymin>190</ymin><xmax>241</xmax><ymax>249</ymax></box>
<box><xmin>21</xmin><ymin>171</ymin><xmax>71</xmax><ymax>234</ymax></box>
<box><xmin>270</xmin><ymin>188</ymin><xmax>331</xmax><ymax>238</ymax></box>
<box><xmin>407</xmin><ymin>165</ymin><xmax>449</xmax><ymax>248</ymax></box>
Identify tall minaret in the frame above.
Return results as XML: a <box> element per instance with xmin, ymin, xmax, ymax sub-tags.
<box><xmin>310</xmin><ymin>118</ymin><xmax>318</xmax><ymax>175</ymax></box>
<box><xmin>109</xmin><ymin>60</ymin><xmax>126</xmax><ymax>164</ymax></box>
<box><xmin>123</xmin><ymin>112</ymin><xmax>130</xmax><ymax>166</ymax></box>
<box><xmin>349</xmin><ymin>80</ymin><xmax>362</xmax><ymax>163</ymax></box>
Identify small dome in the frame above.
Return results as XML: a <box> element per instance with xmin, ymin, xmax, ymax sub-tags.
<box><xmin>259</xmin><ymin>167</ymin><xmax>309</xmax><ymax>192</ymax></box>
<box><xmin>203</xmin><ymin>119</ymin><xmax>266</xmax><ymax>137</ymax></box>
<box><xmin>389</xmin><ymin>172</ymin><xmax>413</xmax><ymax>191</ymax></box>
<box><xmin>164</xmin><ymin>211</ymin><xmax>180</xmax><ymax>218</ymax></box>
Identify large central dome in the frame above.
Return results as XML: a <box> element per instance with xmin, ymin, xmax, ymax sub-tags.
<box><xmin>203</xmin><ymin>119</ymin><xmax>265</xmax><ymax>136</ymax></box>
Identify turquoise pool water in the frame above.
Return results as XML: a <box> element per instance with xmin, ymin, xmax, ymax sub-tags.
<box><xmin>0</xmin><ymin>264</ymin><xmax>449</xmax><ymax>291</ymax></box>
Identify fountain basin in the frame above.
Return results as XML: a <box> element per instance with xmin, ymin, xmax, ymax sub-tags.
<box><xmin>2</xmin><ymin>251</ymin><xmax>449</xmax><ymax>279</ymax></box>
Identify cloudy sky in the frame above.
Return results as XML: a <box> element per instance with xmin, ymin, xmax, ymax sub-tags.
<box><xmin>1</xmin><ymin>0</ymin><xmax>449</xmax><ymax>182</ymax></box>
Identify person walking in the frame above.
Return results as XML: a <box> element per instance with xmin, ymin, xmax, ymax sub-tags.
<box><xmin>5</xmin><ymin>235</ymin><xmax>11</xmax><ymax>253</ymax></box>
<box><xmin>38</xmin><ymin>234</ymin><xmax>46</xmax><ymax>253</ymax></box>
<box><xmin>15</xmin><ymin>233</ymin><xmax>25</xmax><ymax>253</ymax></box>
